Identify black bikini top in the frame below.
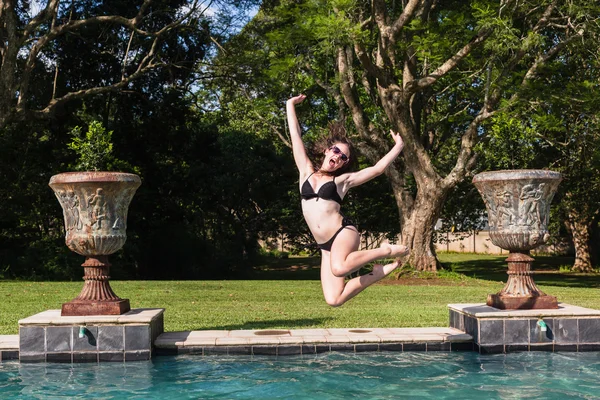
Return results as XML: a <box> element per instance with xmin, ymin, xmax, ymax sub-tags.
<box><xmin>301</xmin><ymin>173</ymin><xmax>343</xmax><ymax>205</ymax></box>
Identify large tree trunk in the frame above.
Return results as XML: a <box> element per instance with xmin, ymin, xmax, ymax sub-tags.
<box><xmin>566</xmin><ymin>210</ymin><xmax>594</xmax><ymax>272</ymax></box>
<box><xmin>399</xmin><ymin>183</ymin><xmax>448</xmax><ymax>271</ymax></box>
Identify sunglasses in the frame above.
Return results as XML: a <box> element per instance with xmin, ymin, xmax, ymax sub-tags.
<box><xmin>329</xmin><ymin>146</ymin><xmax>349</xmax><ymax>162</ymax></box>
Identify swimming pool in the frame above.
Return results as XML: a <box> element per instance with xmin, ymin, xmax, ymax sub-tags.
<box><xmin>1</xmin><ymin>352</ymin><xmax>599</xmax><ymax>399</ymax></box>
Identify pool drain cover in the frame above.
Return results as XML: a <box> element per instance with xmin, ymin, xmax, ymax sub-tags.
<box><xmin>348</xmin><ymin>329</ymin><xmax>372</xmax><ymax>333</ymax></box>
<box><xmin>254</xmin><ymin>330</ymin><xmax>290</xmax><ymax>336</ymax></box>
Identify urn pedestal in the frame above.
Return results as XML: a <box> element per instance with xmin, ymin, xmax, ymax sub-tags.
<box><xmin>49</xmin><ymin>172</ymin><xmax>141</xmax><ymax>316</ymax></box>
<box><xmin>472</xmin><ymin>170</ymin><xmax>561</xmax><ymax>310</ymax></box>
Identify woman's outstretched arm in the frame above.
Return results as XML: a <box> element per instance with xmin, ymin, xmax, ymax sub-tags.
<box><xmin>286</xmin><ymin>94</ymin><xmax>313</xmax><ymax>177</ymax></box>
<box><xmin>343</xmin><ymin>130</ymin><xmax>404</xmax><ymax>190</ymax></box>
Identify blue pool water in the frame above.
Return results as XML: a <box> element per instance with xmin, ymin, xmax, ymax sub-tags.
<box><xmin>1</xmin><ymin>352</ymin><xmax>600</xmax><ymax>399</ymax></box>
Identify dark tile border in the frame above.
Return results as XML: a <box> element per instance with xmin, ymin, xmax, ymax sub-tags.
<box><xmin>529</xmin><ymin>344</ymin><xmax>553</xmax><ymax>352</ymax></box>
<box><xmin>477</xmin><ymin>344</ymin><xmax>504</xmax><ymax>354</ymax></box>
<box><xmin>355</xmin><ymin>344</ymin><xmax>379</xmax><ymax>352</ymax></box>
<box><xmin>203</xmin><ymin>346</ymin><xmax>228</xmax><ymax>356</ymax></box>
<box><xmin>99</xmin><ymin>352</ymin><xmax>124</xmax><ymax>362</ymax></box>
<box><xmin>450</xmin><ymin>342</ymin><xmax>473</xmax><ymax>352</ymax></box>
<box><xmin>1</xmin><ymin>351</ymin><xmax>19</xmax><ymax>361</ymax></box>
<box><xmin>252</xmin><ymin>346</ymin><xmax>278</xmax><ymax>356</ymax></box>
<box><xmin>554</xmin><ymin>344</ymin><xmax>578</xmax><ymax>352</ymax></box>
<box><xmin>403</xmin><ymin>343</ymin><xmax>426</xmax><ymax>352</ymax></box>
<box><xmin>578</xmin><ymin>344</ymin><xmax>600</xmax><ymax>352</ymax></box>
<box><xmin>427</xmin><ymin>342</ymin><xmax>450</xmax><ymax>352</ymax></box>
<box><xmin>125</xmin><ymin>351</ymin><xmax>151</xmax><ymax>362</ymax></box>
<box><xmin>46</xmin><ymin>352</ymin><xmax>72</xmax><ymax>363</ymax></box>
<box><xmin>73</xmin><ymin>352</ymin><xmax>98</xmax><ymax>363</ymax></box>
<box><xmin>278</xmin><ymin>345</ymin><xmax>302</xmax><ymax>355</ymax></box>
<box><xmin>329</xmin><ymin>344</ymin><xmax>354</xmax><ymax>353</ymax></box>
<box><xmin>380</xmin><ymin>343</ymin><xmax>403</xmax><ymax>352</ymax></box>
<box><xmin>228</xmin><ymin>346</ymin><xmax>252</xmax><ymax>356</ymax></box>
<box><xmin>505</xmin><ymin>344</ymin><xmax>529</xmax><ymax>353</ymax></box>
<box><xmin>19</xmin><ymin>354</ymin><xmax>46</xmax><ymax>363</ymax></box>
<box><xmin>315</xmin><ymin>345</ymin><xmax>330</xmax><ymax>353</ymax></box>
<box><xmin>301</xmin><ymin>345</ymin><xmax>316</xmax><ymax>354</ymax></box>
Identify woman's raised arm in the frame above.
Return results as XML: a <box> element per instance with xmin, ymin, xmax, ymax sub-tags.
<box><xmin>343</xmin><ymin>130</ymin><xmax>404</xmax><ymax>190</ymax></box>
<box><xmin>286</xmin><ymin>94</ymin><xmax>313</xmax><ymax>177</ymax></box>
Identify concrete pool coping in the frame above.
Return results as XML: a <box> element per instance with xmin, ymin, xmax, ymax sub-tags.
<box><xmin>152</xmin><ymin>327</ymin><xmax>474</xmax><ymax>356</ymax></box>
<box><xmin>154</xmin><ymin>327</ymin><xmax>471</xmax><ymax>347</ymax></box>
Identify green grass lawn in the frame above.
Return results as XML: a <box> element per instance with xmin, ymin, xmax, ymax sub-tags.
<box><xmin>0</xmin><ymin>252</ymin><xmax>598</xmax><ymax>335</ymax></box>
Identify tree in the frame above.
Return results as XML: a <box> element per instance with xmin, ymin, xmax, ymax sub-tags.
<box><xmin>488</xmin><ymin>47</ymin><xmax>600</xmax><ymax>272</ymax></box>
<box><xmin>220</xmin><ymin>0</ymin><xmax>600</xmax><ymax>270</ymax></box>
<box><xmin>0</xmin><ymin>0</ymin><xmax>276</xmax><ymax>280</ymax></box>
<box><xmin>0</xmin><ymin>0</ymin><xmax>211</xmax><ymax>130</ymax></box>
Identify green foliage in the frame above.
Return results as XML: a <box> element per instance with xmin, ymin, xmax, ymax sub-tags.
<box><xmin>67</xmin><ymin>121</ymin><xmax>114</xmax><ymax>171</ymax></box>
<box><xmin>559</xmin><ymin>265</ymin><xmax>572</xmax><ymax>273</ymax></box>
<box><xmin>480</xmin><ymin>114</ymin><xmax>541</xmax><ymax>170</ymax></box>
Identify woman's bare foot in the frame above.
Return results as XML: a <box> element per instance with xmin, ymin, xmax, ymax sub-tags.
<box><xmin>381</xmin><ymin>243</ymin><xmax>410</xmax><ymax>258</ymax></box>
<box><xmin>368</xmin><ymin>261</ymin><xmax>399</xmax><ymax>281</ymax></box>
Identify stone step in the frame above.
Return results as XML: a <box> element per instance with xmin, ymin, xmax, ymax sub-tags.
<box><xmin>0</xmin><ymin>335</ymin><xmax>19</xmax><ymax>351</ymax></box>
<box><xmin>154</xmin><ymin>327</ymin><xmax>473</xmax><ymax>355</ymax></box>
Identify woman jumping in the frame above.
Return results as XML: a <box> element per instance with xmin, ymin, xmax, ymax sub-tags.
<box><xmin>287</xmin><ymin>94</ymin><xmax>409</xmax><ymax>307</ymax></box>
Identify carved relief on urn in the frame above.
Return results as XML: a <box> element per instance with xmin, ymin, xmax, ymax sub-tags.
<box><xmin>49</xmin><ymin>172</ymin><xmax>141</xmax><ymax>316</ymax></box>
<box><xmin>476</xmin><ymin>170</ymin><xmax>560</xmax><ymax>251</ymax></box>
<box><xmin>473</xmin><ymin>170</ymin><xmax>562</xmax><ymax>310</ymax></box>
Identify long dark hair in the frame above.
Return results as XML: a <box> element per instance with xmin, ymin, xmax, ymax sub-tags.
<box><xmin>314</xmin><ymin>122</ymin><xmax>358</xmax><ymax>176</ymax></box>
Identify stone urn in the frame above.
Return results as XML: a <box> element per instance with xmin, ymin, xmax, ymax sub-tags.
<box><xmin>49</xmin><ymin>172</ymin><xmax>141</xmax><ymax>316</ymax></box>
<box><xmin>472</xmin><ymin>170</ymin><xmax>562</xmax><ymax>310</ymax></box>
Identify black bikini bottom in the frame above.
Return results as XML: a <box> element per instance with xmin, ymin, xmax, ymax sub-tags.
<box><xmin>317</xmin><ymin>217</ymin><xmax>356</xmax><ymax>252</ymax></box>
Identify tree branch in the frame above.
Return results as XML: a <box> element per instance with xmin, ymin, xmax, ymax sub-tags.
<box><xmin>389</xmin><ymin>0</ymin><xmax>422</xmax><ymax>42</ymax></box>
<box><xmin>522</xmin><ymin>28</ymin><xmax>584</xmax><ymax>83</ymax></box>
<box><xmin>443</xmin><ymin>107</ymin><xmax>495</xmax><ymax>188</ymax></box>
<box><xmin>404</xmin><ymin>29</ymin><xmax>490</xmax><ymax>94</ymax></box>
<box><xmin>353</xmin><ymin>42</ymin><xmax>390</xmax><ymax>86</ymax></box>
<box><xmin>337</xmin><ymin>46</ymin><xmax>372</xmax><ymax>139</ymax></box>
<box><xmin>25</xmin><ymin>59</ymin><xmax>165</xmax><ymax>120</ymax></box>
<box><xmin>22</xmin><ymin>0</ymin><xmax>61</xmax><ymax>38</ymax></box>
<box><xmin>16</xmin><ymin>2</ymin><xmax>199</xmax><ymax>110</ymax></box>
<box><xmin>240</xmin><ymin>89</ymin><xmax>291</xmax><ymax>148</ymax></box>
<box><xmin>304</xmin><ymin>62</ymin><xmax>346</xmax><ymax>121</ymax></box>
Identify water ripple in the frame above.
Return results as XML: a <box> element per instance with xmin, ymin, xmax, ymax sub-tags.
<box><xmin>0</xmin><ymin>352</ymin><xmax>599</xmax><ymax>399</ymax></box>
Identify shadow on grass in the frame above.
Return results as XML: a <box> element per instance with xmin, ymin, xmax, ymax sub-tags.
<box><xmin>197</xmin><ymin>318</ymin><xmax>333</xmax><ymax>331</ymax></box>
<box><xmin>445</xmin><ymin>254</ymin><xmax>600</xmax><ymax>288</ymax></box>
<box><xmin>243</xmin><ymin>256</ymin><xmax>322</xmax><ymax>280</ymax></box>
<box><xmin>249</xmin><ymin>254</ymin><xmax>600</xmax><ymax>289</ymax></box>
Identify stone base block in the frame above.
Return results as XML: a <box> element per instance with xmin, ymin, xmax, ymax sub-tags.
<box><xmin>487</xmin><ymin>294</ymin><xmax>558</xmax><ymax>310</ymax></box>
<box><xmin>18</xmin><ymin>308</ymin><xmax>164</xmax><ymax>363</ymax></box>
<box><xmin>449</xmin><ymin>303</ymin><xmax>600</xmax><ymax>353</ymax></box>
<box><xmin>62</xmin><ymin>299</ymin><xmax>131</xmax><ymax>316</ymax></box>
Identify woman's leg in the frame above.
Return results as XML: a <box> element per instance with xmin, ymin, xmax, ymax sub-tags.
<box><xmin>320</xmin><ymin>250</ymin><xmax>400</xmax><ymax>307</ymax></box>
<box><xmin>328</xmin><ymin>228</ymin><xmax>408</xmax><ymax>277</ymax></box>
